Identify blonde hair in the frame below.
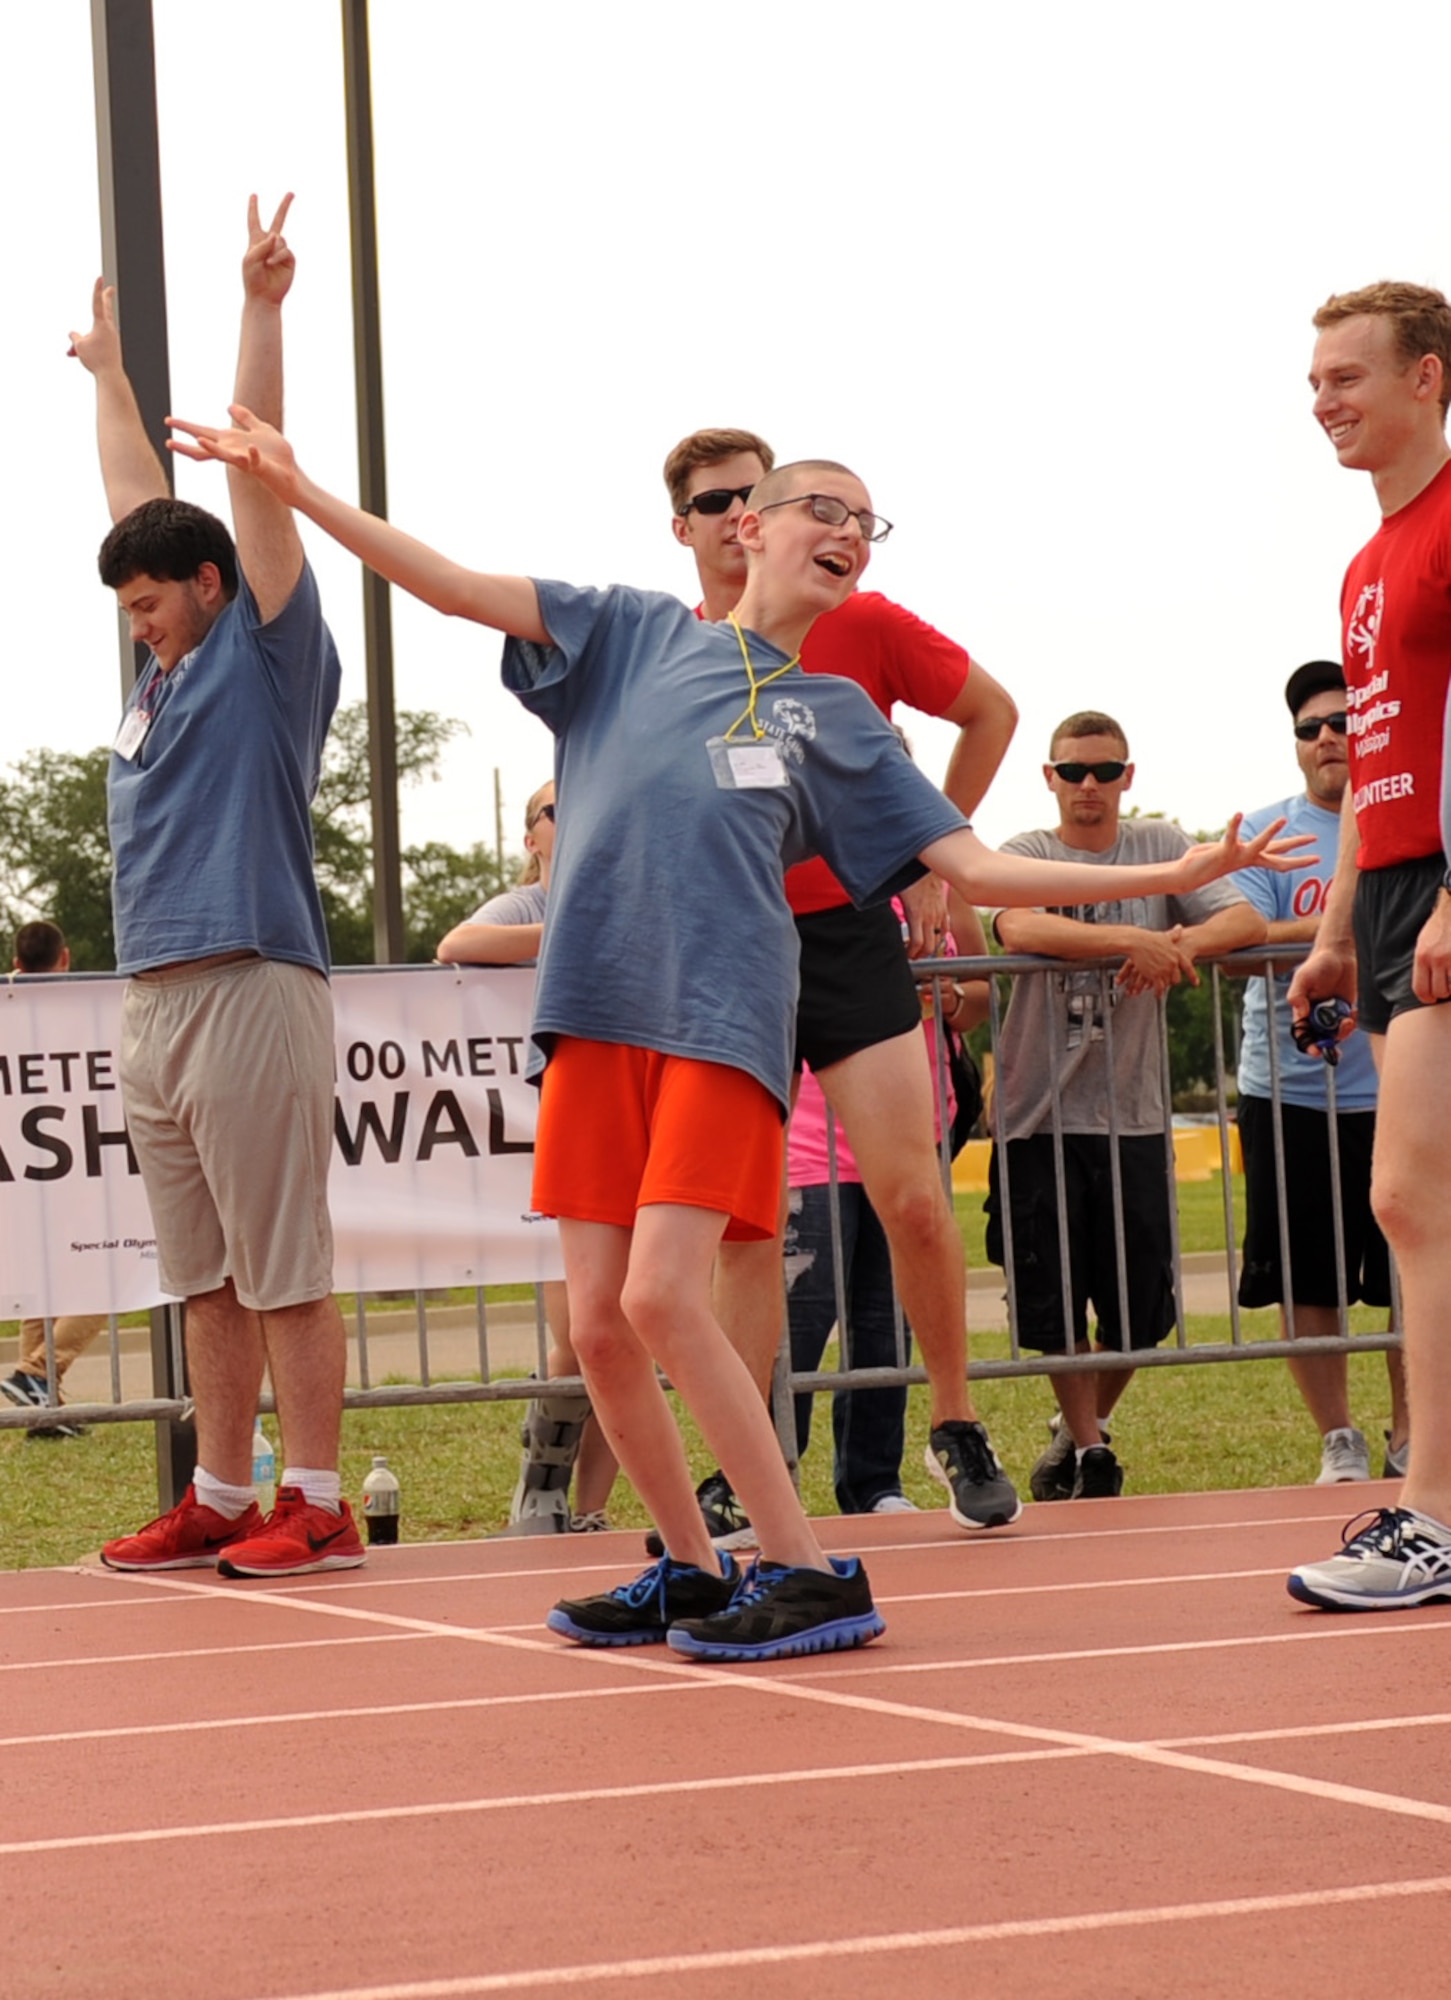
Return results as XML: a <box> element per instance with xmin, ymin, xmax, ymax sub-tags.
<box><xmin>1314</xmin><ymin>281</ymin><xmax>1451</xmax><ymax>417</ymax></box>
<box><xmin>518</xmin><ymin>781</ymin><xmax>554</xmax><ymax>886</ymax></box>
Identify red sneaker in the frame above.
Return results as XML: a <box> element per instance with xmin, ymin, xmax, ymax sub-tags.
<box><xmin>216</xmin><ymin>1486</ymin><xmax>367</xmax><ymax>1578</ymax></box>
<box><xmin>101</xmin><ymin>1485</ymin><xmax>264</xmax><ymax>1571</ymax></box>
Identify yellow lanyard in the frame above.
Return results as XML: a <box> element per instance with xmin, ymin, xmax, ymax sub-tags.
<box><xmin>723</xmin><ymin>615</ymin><xmax>800</xmax><ymax>741</ymax></box>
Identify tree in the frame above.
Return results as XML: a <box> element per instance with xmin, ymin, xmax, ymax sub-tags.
<box><xmin>0</xmin><ymin>704</ymin><xmax>520</xmax><ymax>971</ymax></box>
<box><xmin>0</xmin><ymin>747</ymin><xmax>117</xmax><ymax>968</ymax></box>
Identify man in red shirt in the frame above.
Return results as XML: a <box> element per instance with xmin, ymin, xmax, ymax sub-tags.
<box><xmin>1288</xmin><ymin>285</ymin><xmax>1451</xmax><ymax>1610</ymax></box>
<box><xmin>662</xmin><ymin>426</ymin><xmax>1022</xmax><ymax>1536</ymax></box>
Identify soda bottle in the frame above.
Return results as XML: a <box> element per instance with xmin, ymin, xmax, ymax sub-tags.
<box><xmin>251</xmin><ymin>1419</ymin><xmax>277</xmax><ymax>1514</ymax></box>
<box><xmin>362</xmin><ymin>1455</ymin><xmax>401</xmax><ymax>1545</ymax></box>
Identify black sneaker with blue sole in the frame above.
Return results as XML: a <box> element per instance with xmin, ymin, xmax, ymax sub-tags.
<box><xmin>666</xmin><ymin>1556</ymin><xmax>885</xmax><ymax>1663</ymax></box>
<box><xmin>547</xmin><ymin>1553</ymin><xmax>740</xmax><ymax>1646</ymax></box>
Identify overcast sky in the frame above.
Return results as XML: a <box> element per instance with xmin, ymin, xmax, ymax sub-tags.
<box><xmin>8</xmin><ymin>0</ymin><xmax>1450</xmax><ymax>887</ymax></box>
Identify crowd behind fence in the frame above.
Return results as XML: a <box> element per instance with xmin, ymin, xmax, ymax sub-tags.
<box><xmin>1</xmin><ymin>946</ymin><xmax>1399</xmax><ymax>1482</ymax></box>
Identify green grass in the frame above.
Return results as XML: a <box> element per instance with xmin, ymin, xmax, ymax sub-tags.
<box><xmin>0</xmin><ymin>1308</ymin><xmax>1400</xmax><ymax>1571</ymax></box>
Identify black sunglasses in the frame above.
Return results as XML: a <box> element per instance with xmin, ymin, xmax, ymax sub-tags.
<box><xmin>679</xmin><ymin>485</ymin><xmax>754</xmax><ymax>517</ymax></box>
<box><xmin>1051</xmin><ymin>760</ymin><xmax>1127</xmax><ymax>783</ymax></box>
<box><xmin>527</xmin><ymin>802</ymin><xmax>556</xmax><ymax>829</ymax></box>
<box><xmin>1293</xmin><ymin>711</ymin><xmax>1348</xmax><ymax>741</ymax></box>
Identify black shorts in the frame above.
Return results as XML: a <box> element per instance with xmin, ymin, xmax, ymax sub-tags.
<box><xmin>984</xmin><ymin>1133</ymin><xmax>1176</xmax><ymax>1355</ymax></box>
<box><xmin>1352</xmin><ymin>853</ymin><xmax>1444</xmax><ymax>1036</ymax></box>
<box><xmin>794</xmin><ymin>902</ymin><xmax>922</xmax><ymax>1073</ymax></box>
<box><xmin>1236</xmin><ymin>1095</ymin><xmax>1390</xmax><ymax>1310</ymax></box>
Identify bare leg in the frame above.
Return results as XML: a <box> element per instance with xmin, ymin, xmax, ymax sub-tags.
<box><xmin>183</xmin><ymin>1279</ymin><xmax>266</xmax><ymax>1486</ymax></box>
<box><xmin>542</xmin><ymin>1278</ymin><xmax>619</xmax><ymax>1515</ymax></box>
<box><xmin>260</xmin><ymin>1293</ymin><xmax>347</xmax><ymax>1473</ymax></box>
<box><xmin>1052</xmin><ymin>1361</ymin><xmax>1108</xmax><ymax>1450</ymax></box>
<box><xmin>1280</xmin><ymin>1303</ymin><xmax>1354</xmax><ymax>1434</ymax></box>
<box><xmin>1368</xmin><ymin>1006</ymin><xmax>1451</xmax><ymax>1521</ymax></box>
<box><xmin>818</xmin><ymin>1030</ymin><xmax>974</xmax><ymax>1428</ymax></box>
<box><xmin>1089</xmin><ymin>1356</ymin><xmax>1137</xmax><ymax>1425</ymax></box>
<box><xmin>713</xmin><ymin>1087</ymin><xmax>797</xmax><ymax>1400</ymax></box>
<box><xmin>621</xmin><ymin>1204</ymin><xmax>828</xmax><ymax>1572</ymax></box>
<box><xmin>559</xmin><ymin>1217</ymin><xmax>719</xmax><ymax>1572</ymax></box>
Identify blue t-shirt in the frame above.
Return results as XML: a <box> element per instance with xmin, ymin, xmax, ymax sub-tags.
<box><xmin>1235</xmin><ymin>792</ymin><xmax>1378</xmax><ymax>1111</ymax></box>
<box><xmin>503</xmin><ymin>582</ymin><xmax>968</xmax><ymax>1112</ymax></box>
<box><xmin>108</xmin><ymin>564</ymin><xmax>341</xmax><ymax>976</ymax></box>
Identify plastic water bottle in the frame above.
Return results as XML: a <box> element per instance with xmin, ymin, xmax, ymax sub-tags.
<box><xmin>362</xmin><ymin>1455</ymin><xmax>401</xmax><ymax>1545</ymax></box>
<box><xmin>251</xmin><ymin>1420</ymin><xmax>277</xmax><ymax>1514</ymax></box>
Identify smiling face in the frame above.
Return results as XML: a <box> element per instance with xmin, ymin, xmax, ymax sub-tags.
<box><xmin>1309</xmin><ymin>314</ymin><xmax>1438</xmax><ymax>477</ymax></box>
<box><xmin>114</xmin><ymin>566</ymin><xmax>225</xmax><ymax>673</ymax></box>
<box><xmin>1293</xmin><ymin>687</ymin><xmax>1349</xmax><ymax>809</ymax></box>
<box><xmin>670</xmin><ymin>450</ymin><xmax>768</xmax><ymax>602</ymax></box>
<box><xmin>740</xmin><ymin>465</ymin><xmax>875</xmax><ymax>610</ymax></box>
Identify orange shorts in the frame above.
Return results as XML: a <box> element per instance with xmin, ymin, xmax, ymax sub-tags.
<box><xmin>533</xmin><ymin>1037</ymin><xmax>784</xmax><ymax>1241</ymax></box>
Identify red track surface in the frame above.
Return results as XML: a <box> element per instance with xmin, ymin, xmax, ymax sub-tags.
<box><xmin>3</xmin><ymin>1481</ymin><xmax>1448</xmax><ymax>1998</ymax></box>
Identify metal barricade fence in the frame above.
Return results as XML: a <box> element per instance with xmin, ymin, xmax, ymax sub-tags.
<box><xmin>1</xmin><ymin>948</ymin><xmax>1399</xmax><ymax>1480</ymax></box>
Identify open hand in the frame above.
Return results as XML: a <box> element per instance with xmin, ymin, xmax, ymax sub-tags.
<box><xmin>1178</xmin><ymin>815</ymin><xmax>1317</xmax><ymax>890</ymax></box>
<box><xmin>67</xmin><ymin>277</ymin><xmax>122</xmax><ymax>375</ymax></box>
<box><xmin>242</xmin><ymin>192</ymin><xmax>295</xmax><ymax>306</ymax></box>
<box><xmin>166</xmin><ymin>403</ymin><xmax>300</xmax><ymax>499</ymax></box>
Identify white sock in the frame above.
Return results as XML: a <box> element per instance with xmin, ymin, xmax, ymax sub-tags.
<box><xmin>194</xmin><ymin>1467</ymin><xmax>257</xmax><ymax>1519</ymax></box>
<box><xmin>282</xmin><ymin>1467</ymin><xmax>341</xmax><ymax>1511</ymax></box>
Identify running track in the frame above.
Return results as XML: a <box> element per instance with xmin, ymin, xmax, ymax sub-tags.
<box><xmin>3</xmin><ymin>1481</ymin><xmax>1448</xmax><ymax>1998</ymax></box>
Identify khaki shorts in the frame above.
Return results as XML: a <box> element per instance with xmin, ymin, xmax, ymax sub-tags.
<box><xmin>120</xmin><ymin>957</ymin><xmax>336</xmax><ymax>1311</ymax></box>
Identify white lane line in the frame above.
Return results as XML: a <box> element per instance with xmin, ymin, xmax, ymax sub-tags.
<box><xmin>0</xmin><ymin>1746</ymin><xmax>1095</xmax><ymax>1855</ymax></box>
<box><xmin>0</xmin><ymin>1632</ymin><xmax>433</xmax><ymax>1675</ymax></box>
<box><xmin>791</xmin><ymin>1614</ymin><xmax>1451</xmax><ymax>1679</ymax></box>
<box><xmin>249</xmin><ymin>1874</ymin><xmax>1451</xmax><ymax>1998</ymax></box>
<box><xmin>0</xmin><ymin>1678</ymin><xmax>707</xmax><ymax>1750</ymax></box>
<box><xmin>1155</xmin><ymin>1712</ymin><xmax>1451</xmax><ymax>1749</ymax></box>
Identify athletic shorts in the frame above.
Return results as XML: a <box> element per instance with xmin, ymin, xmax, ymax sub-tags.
<box><xmin>794</xmin><ymin>901</ymin><xmax>922</xmax><ymax>1073</ymax></box>
<box><xmin>532</xmin><ymin>1037</ymin><xmax>784</xmax><ymax>1241</ymax></box>
<box><xmin>119</xmin><ymin>957</ymin><xmax>336</xmax><ymax>1311</ymax></box>
<box><xmin>984</xmin><ymin>1132</ymin><xmax>1176</xmax><ymax>1354</ymax></box>
<box><xmin>1236</xmin><ymin>1095</ymin><xmax>1390</xmax><ymax>1310</ymax></box>
<box><xmin>1352</xmin><ymin>852</ymin><xmax>1444</xmax><ymax>1036</ymax></box>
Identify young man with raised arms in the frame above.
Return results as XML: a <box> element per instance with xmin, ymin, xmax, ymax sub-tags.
<box><xmin>169</xmin><ymin>403</ymin><xmax>1306</xmax><ymax>1659</ymax></box>
<box><xmin>72</xmin><ymin>199</ymin><xmax>361</xmax><ymax>1578</ymax></box>
<box><xmin>664</xmin><ymin>427</ymin><xmax>1024</xmax><ymax>1539</ymax></box>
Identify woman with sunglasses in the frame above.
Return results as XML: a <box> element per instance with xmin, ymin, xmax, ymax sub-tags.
<box><xmin>437</xmin><ymin>782</ymin><xmax>619</xmax><ymax>1534</ymax></box>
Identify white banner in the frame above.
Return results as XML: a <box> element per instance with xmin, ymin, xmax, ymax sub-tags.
<box><xmin>0</xmin><ymin>966</ymin><xmax>562</xmax><ymax>1317</ymax></box>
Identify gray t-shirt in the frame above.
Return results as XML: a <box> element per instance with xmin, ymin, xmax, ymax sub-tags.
<box><xmin>992</xmin><ymin>818</ymin><xmax>1246</xmax><ymax>1139</ymax></box>
<box><xmin>458</xmin><ymin>881</ymin><xmax>548</xmax><ymax>966</ymax></box>
<box><xmin>502</xmin><ymin>581</ymin><xmax>968</xmax><ymax>1112</ymax></box>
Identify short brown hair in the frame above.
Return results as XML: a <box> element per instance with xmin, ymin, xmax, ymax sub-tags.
<box><xmin>747</xmin><ymin>459</ymin><xmax>862</xmax><ymax>512</ymax></box>
<box><xmin>14</xmin><ymin>920</ymin><xmax>66</xmax><ymax>973</ymax></box>
<box><xmin>663</xmin><ymin>428</ymin><xmax>775</xmax><ymax>513</ymax></box>
<box><xmin>1313</xmin><ymin>281</ymin><xmax>1451</xmax><ymax>417</ymax></box>
<box><xmin>1050</xmin><ymin>711</ymin><xmax>1128</xmax><ymax>757</ymax></box>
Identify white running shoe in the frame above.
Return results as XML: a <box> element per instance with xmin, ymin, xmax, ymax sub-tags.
<box><xmin>869</xmin><ymin>1494</ymin><xmax>919</xmax><ymax>1515</ymax></box>
<box><xmin>1316</xmin><ymin>1426</ymin><xmax>1371</xmax><ymax>1484</ymax></box>
<box><xmin>1288</xmin><ymin>1506</ymin><xmax>1451</xmax><ymax>1611</ymax></box>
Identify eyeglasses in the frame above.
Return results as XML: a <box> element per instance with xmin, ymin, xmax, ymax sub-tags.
<box><xmin>755</xmin><ymin>492</ymin><xmax>894</xmax><ymax>544</ymax></box>
<box><xmin>678</xmin><ymin>486</ymin><xmax>754</xmax><ymax>517</ymax></box>
<box><xmin>1293</xmin><ymin>711</ymin><xmax>1347</xmax><ymax>741</ymax></box>
<box><xmin>1051</xmin><ymin>760</ymin><xmax>1127</xmax><ymax>783</ymax></box>
<box><xmin>527</xmin><ymin>802</ymin><xmax>556</xmax><ymax>829</ymax></box>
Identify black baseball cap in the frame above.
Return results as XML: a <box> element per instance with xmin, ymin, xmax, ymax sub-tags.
<box><xmin>1284</xmin><ymin>659</ymin><xmax>1345</xmax><ymax>717</ymax></box>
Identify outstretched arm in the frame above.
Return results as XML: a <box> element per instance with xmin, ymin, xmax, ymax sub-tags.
<box><xmin>922</xmin><ymin>816</ymin><xmax>1312</xmax><ymax>914</ymax></box>
<box><xmin>168</xmin><ymin>407</ymin><xmax>549</xmax><ymax>641</ymax></box>
<box><xmin>68</xmin><ymin>279</ymin><xmax>169</xmax><ymax>523</ymax></box>
<box><xmin>229</xmin><ymin>194</ymin><xmax>304</xmax><ymax>622</ymax></box>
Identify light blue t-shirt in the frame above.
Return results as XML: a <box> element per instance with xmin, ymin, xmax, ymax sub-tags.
<box><xmin>108</xmin><ymin>564</ymin><xmax>341</xmax><ymax>976</ymax></box>
<box><xmin>1235</xmin><ymin>792</ymin><xmax>1378</xmax><ymax>1111</ymax></box>
<box><xmin>502</xmin><ymin>581</ymin><xmax>968</xmax><ymax>1113</ymax></box>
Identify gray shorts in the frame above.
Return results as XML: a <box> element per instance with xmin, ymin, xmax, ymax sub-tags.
<box><xmin>120</xmin><ymin>957</ymin><xmax>336</xmax><ymax>1311</ymax></box>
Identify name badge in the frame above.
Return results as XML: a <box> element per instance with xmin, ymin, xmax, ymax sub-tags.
<box><xmin>114</xmin><ymin>706</ymin><xmax>151</xmax><ymax>761</ymax></box>
<box><xmin>707</xmin><ymin>736</ymin><xmax>789</xmax><ymax>790</ymax></box>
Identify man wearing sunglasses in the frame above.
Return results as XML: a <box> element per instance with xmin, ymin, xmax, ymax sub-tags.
<box><xmin>988</xmin><ymin>713</ymin><xmax>1266</xmax><ymax>1500</ymax></box>
<box><xmin>1234</xmin><ymin>662</ymin><xmax>1406</xmax><ymax>1488</ymax></box>
<box><xmin>1288</xmin><ymin>281</ymin><xmax>1451</xmax><ymax>1613</ymax></box>
<box><xmin>664</xmin><ymin>427</ymin><xmax>1024</xmax><ymax>1540</ymax></box>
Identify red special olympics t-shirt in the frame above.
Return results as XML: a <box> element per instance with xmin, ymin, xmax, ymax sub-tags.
<box><xmin>693</xmin><ymin>591</ymin><xmax>972</xmax><ymax>914</ymax></box>
<box><xmin>1341</xmin><ymin>458</ymin><xmax>1451</xmax><ymax>871</ymax></box>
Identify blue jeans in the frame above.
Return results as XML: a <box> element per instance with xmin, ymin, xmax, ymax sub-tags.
<box><xmin>785</xmin><ymin>1181</ymin><xmax>913</xmax><ymax>1513</ymax></box>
